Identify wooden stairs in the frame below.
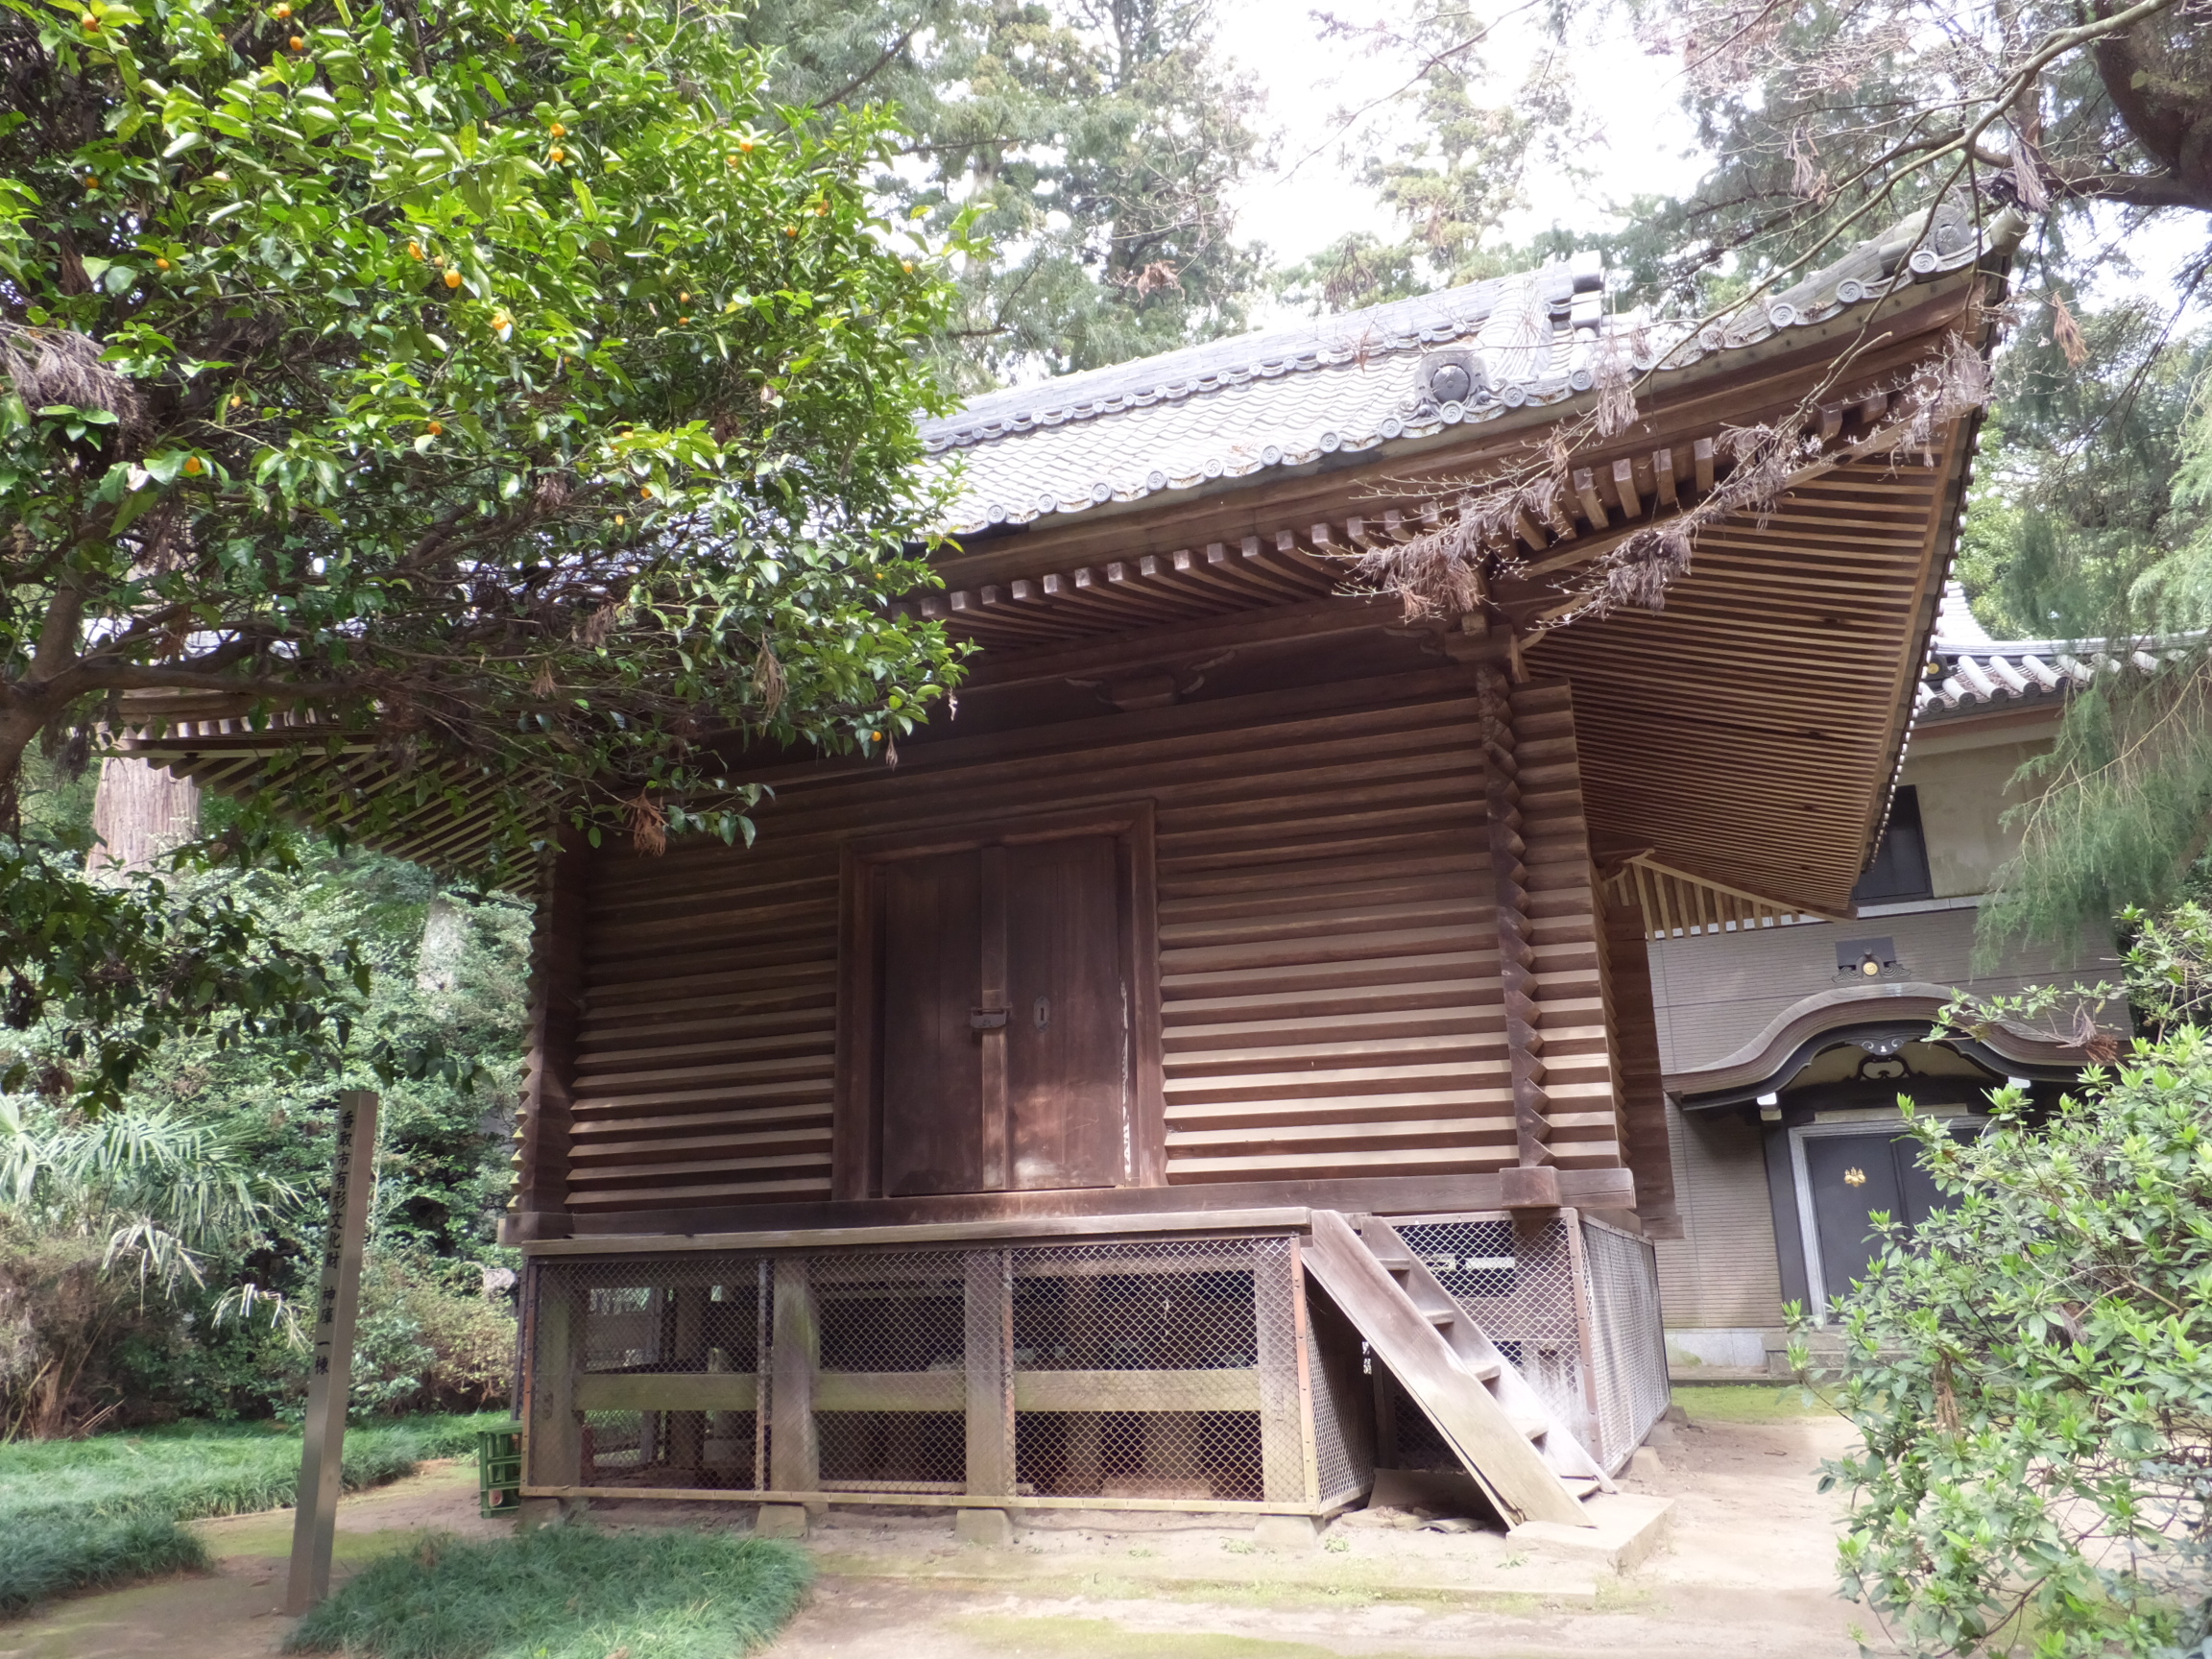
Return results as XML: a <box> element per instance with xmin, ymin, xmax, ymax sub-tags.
<box><xmin>1302</xmin><ymin>1209</ymin><xmax>1608</xmax><ymax>1527</ymax></box>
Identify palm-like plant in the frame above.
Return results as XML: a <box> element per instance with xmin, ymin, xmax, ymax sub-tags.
<box><xmin>0</xmin><ymin>1101</ymin><xmax>299</xmax><ymax>1437</ymax></box>
<box><xmin>0</xmin><ymin>1101</ymin><xmax>288</xmax><ymax>1296</ymax></box>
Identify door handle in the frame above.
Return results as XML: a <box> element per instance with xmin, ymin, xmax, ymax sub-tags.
<box><xmin>970</xmin><ymin>1007</ymin><xmax>1009</xmax><ymax>1031</ymax></box>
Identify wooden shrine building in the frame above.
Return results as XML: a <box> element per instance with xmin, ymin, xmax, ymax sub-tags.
<box><xmin>134</xmin><ymin>205</ymin><xmax>2011</xmax><ymax>1534</ymax></box>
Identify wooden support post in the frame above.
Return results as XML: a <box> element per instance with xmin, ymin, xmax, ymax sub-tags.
<box><xmin>508</xmin><ymin>830</ymin><xmax>588</xmax><ymax>1241</ymax></box>
<box><xmin>751</xmin><ymin>1260</ymin><xmax>772</xmax><ymax>1491</ymax></box>
<box><xmin>1290</xmin><ymin>1242</ymin><xmax>1322</xmax><ymax>1506</ymax></box>
<box><xmin>768</xmin><ymin>1257</ymin><xmax>820</xmax><ymax>1493</ymax></box>
<box><xmin>668</xmin><ymin>1284</ymin><xmax>708</xmax><ymax>1477</ymax></box>
<box><xmin>964</xmin><ymin>1249</ymin><xmax>1016</xmax><ymax>1497</ymax></box>
<box><xmin>1479</xmin><ymin>669</ymin><xmax>1557</xmax><ymax>1208</ymax></box>
<box><xmin>1254</xmin><ymin>1241</ymin><xmax>1307</xmax><ymax>1503</ymax></box>
<box><xmin>286</xmin><ymin>1090</ymin><xmax>377</xmax><ymax>1615</ymax></box>
<box><xmin>530</xmin><ymin>1273</ymin><xmax>583</xmax><ymax>1490</ymax></box>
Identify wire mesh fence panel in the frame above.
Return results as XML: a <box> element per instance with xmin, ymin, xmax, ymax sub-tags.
<box><xmin>1393</xmin><ymin>1216</ymin><xmax>1593</xmax><ymax>1447</ymax></box>
<box><xmin>1305</xmin><ymin>1279</ymin><xmax>1374</xmax><ymax>1506</ymax></box>
<box><xmin>524</xmin><ymin>1231</ymin><xmax>1353</xmax><ymax>1508</ymax></box>
<box><xmin>806</xmin><ymin>1250</ymin><xmax>971</xmax><ymax>1493</ymax></box>
<box><xmin>1579</xmin><ymin>1216</ymin><xmax>1671</xmax><ymax>1472</ymax></box>
<box><xmin>527</xmin><ymin>1255</ymin><xmax>768</xmax><ymax>1491</ymax></box>
<box><xmin>1007</xmin><ymin>1237</ymin><xmax>1295</xmax><ymax>1503</ymax></box>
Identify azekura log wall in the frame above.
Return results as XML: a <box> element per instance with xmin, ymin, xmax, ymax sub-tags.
<box><xmin>502</xmin><ymin>662</ymin><xmax>1675</xmax><ymax>1241</ymax></box>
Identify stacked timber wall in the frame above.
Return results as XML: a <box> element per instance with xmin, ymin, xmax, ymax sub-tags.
<box><xmin>517</xmin><ymin>671</ymin><xmax>1641</xmax><ymax>1224</ymax></box>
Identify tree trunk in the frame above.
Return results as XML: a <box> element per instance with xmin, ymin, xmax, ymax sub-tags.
<box><xmin>417</xmin><ymin>893</ymin><xmax>469</xmax><ymax>993</ymax></box>
<box><xmin>86</xmin><ymin>756</ymin><xmax>201</xmax><ymax>872</ymax></box>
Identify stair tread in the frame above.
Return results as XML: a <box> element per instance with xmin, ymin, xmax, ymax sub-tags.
<box><xmin>1424</xmin><ymin>1309</ymin><xmax>1455</xmax><ymax>1324</ymax></box>
<box><xmin>1510</xmin><ymin>1413</ymin><xmax>1550</xmax><ymax>1441</ymax></box>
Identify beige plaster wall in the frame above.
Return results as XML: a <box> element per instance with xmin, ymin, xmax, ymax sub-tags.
<box><xmin>1900</xmin><ymin>736</ymin><xmax>2047</xmax><ymax>900</ymax></box>
<box><xmin>1652</xmin><ymin>1101</ymin><xmax>1784</xmax><ymax>1329</ymax></box>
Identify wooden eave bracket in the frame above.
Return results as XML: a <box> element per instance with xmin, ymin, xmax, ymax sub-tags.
<box><xmin>1609</xmin><ymin>854</ymin><xmax>1845</xmax><ymax>941</ymax></box>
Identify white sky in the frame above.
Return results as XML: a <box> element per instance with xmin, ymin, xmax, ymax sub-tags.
<box><xmin>1207</xmin><ymin>2</ymin><xmax>2200</xmax><ymax>325</ymax></box>
<box><xmin>1213</xmin><ymin>1</ymin><xmax>1699</xmax><ymax>292</ymax></box>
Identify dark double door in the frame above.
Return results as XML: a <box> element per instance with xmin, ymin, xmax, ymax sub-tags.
<box><xmin>876</xmin><ymin>833</ymin><xmax>1132</xmax><ymax>1197</ymax></box>
<box><xmin>1803</xmin><ymin>1124</ymin><xmax>1974</xmax><ymax>1300</ymax></box>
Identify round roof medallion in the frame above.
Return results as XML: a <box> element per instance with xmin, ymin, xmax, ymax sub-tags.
<box><xmin>1414</xmin><ymin>347</ymin><xmax>1485</xmax><ymax>410</ymax></box>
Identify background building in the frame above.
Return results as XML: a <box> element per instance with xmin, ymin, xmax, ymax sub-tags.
<box><xmin>1652</xmin><ymin>585</ymin><xmax>2117</xmax><ymax>1379</ymax></box>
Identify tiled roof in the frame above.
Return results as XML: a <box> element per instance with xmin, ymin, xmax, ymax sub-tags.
<box><xmin>922</xmin><ymin>204</ymin><xmax>1996</xmax><ymax>536</ymax></box>
<box><xmin>1914</xmin><ymin>584</ymin><xmax>2183</xmax><ymax>719</ymax></box>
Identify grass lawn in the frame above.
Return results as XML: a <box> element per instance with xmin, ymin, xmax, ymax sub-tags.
<box><xmin>1672</xmin><ymin>1382</ymin><xmax>1839</xmax><ymax>1424</ymax></box>
<box><xmin>0</xmin><ymin>1411</ymin><xmax>510</xmax><ymax>1616</ymax></box>
<box><xmin>287</xmin><ymin>1526</ymin><xmax>812</xmax><ymax>1659</ymax></box>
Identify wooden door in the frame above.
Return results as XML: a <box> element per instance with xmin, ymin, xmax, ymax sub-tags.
<box><xmin>1005</xmin><ymin>836</ymin><xmax>1127</xmax><ymax>1190</ymax></box>
<box><xmin>879</xmin><ymin>851</ymin><xmax>987</xmax><ymax>1196</ymax></box>
<box><xmin>1804</xmin><ymin>1123</ymin><xmax>1980</xmax><ymax>1305</ymax></box>
<box><xmin>1803</xmin><ymin>1133</ymin><xmax>1908</xmax><ymax>1302</ymax></box>
<box><xmin>873</xmin><ymin>831</ymin><xmax>1131</xmax><ymax>1197</ymax></box>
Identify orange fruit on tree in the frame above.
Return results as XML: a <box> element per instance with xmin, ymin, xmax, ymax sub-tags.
<box><xmin>550</xmin><ymin>122</ymin><xmax>566</xmax><ymax>137</ymax></box>
<box><xmin>408</xmin><ymin>240</ymin><xmax>423</xmax><ymax>259</ymax></box>
<box><xmin>548</xmin><ymin>147</ymin><xmax>565</xmax><ymax>163</ymax></box>
<box><xmin>182</xmin><ymin>456</ymin><xmax>204</xmax><ymax>475</ymax></box>
<box><xmin>444</xmin><ymin>269</ymin><xmax>463</xmax><ymax>288</ymax></box>
<box><xmin>427</xmin><ymin>420</ymin><xmax>445</xmax><ymax>435</ymax></box>
<box><xmin>156</xmin><ymin>256</ymin><xmax>172</xmax><ymax>271</ymax></box>
<box><xmin>288</xmin><ymin>34</ymin><xmax>304</xmax><ymax>49</ymax></box>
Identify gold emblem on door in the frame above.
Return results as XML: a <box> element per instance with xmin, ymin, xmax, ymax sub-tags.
<box><xmin>1843</xmin><ymin>1166</ymin><xmax>1867</xmax><ymax>1187</ymax></box>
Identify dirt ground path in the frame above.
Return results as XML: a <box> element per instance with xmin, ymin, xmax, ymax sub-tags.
<box><xmin>0</xmin><ymin>1404</ymin><xmax>1881</xmax><ymax>1659</ymax></box>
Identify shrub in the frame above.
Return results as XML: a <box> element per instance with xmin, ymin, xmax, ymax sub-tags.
<box><xmin>346</xmin><ymin>1256</ymin><xmax>516</xmax><ymax>1418</ymax></box>
<box><xmin>1801</xmin><ymin>1029</ymin><xmax>2212</xmax><ymax>1656</ymax></box>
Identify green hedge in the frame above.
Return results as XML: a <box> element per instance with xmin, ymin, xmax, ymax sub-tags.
<box><xmin>0</xmin><ymin>1413</ymin><xmax>510</xmax><ymax>1614</ymax></box>
<box><xmin>287</xmin><ymin>1527</ymin><xmax>813</xmax><ymax>1659</ymax></box>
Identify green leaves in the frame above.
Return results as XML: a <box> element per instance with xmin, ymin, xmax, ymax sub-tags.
<box><xmin>1806</xmin><ymin>1040</ymin><xmax>2212</xmax><ymax>1656</ymax></box>
<box><xmin>1</xmin><ymin>0</ymin><xmax>979</xmax><ymax>879</ymax></box>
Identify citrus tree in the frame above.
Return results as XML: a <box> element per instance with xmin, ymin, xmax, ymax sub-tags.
<box><xmin>0</xmin><ymin>0</ymin><xmax>974</xmax><ymax>1106</ymax></box>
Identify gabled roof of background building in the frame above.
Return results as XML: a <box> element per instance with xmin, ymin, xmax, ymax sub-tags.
<box><xmin>922</xmin><ymin>203</ymin><xmax>1995</xmax><ymax>536</ymax></box>
<box><xmin>1915</xmin><ymin>582</ymin><xmax>2187</xmax><ymax>721</ymax></box>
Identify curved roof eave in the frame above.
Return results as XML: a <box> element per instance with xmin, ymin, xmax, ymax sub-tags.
<box><xmin>1666</xmin><ymin>982</ymin><xmax>2092</xmax><ymax>1109</ymax></box>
